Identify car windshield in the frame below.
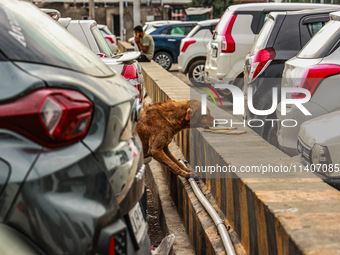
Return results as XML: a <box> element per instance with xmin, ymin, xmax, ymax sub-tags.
<box><xmin>0</xmin><ymin>1</ymin><xmax>113</xmax><ymax>77</ymax></box>
<box><xmin>250</xmin><ymin>17</ymin><xmax>275</xmax><ymax>55</ymax></box>
<box><xmin>298</xmin><ymin>20</ymin><xmax>340</xmax><ymax>59</ymax></box>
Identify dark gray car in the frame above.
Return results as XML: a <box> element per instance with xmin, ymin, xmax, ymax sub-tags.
<box><xmin>0</xmin><ymin>1</ymin><xmax>149</xmax><ymax>254</ymax></box>
<box><xmin>243</xmin><ymin>7</ymin><xmax>340</xmax><ymax>146</ymax></box>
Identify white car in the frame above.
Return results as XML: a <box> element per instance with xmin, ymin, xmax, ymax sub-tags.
<box><xmin>205</xmin><ymin>3</ymin><xmax>334</xmax><ymax>101</ymax></box>
<box><xmin>98</xmin><ymin>24</ymin><xmax>118</xmax><ymax>54</ymax></box>
<box><xmin>277</xmin><ymin>11</ymin><xmax>340</xmax><ymax>156</ymax></box>
<box><xmin>59</xmin><ymin>18</ymin><xmax>144</xmax><ymax>102</ymax></box>
<box><xmin>178</xmin><ymin>19</ymin><xmax>219</xmax><ymax>86</ymax></box>
<box><xmin>298</xmin><ymin>110</ymin><xmax>340</xmax><ymax>186</ymax></box>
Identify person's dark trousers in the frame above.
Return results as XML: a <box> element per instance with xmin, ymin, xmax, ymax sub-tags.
<box><xmin>137</xmin><ymin>54</ymin><xmax>151</xmax><ymax>62</ymax></box>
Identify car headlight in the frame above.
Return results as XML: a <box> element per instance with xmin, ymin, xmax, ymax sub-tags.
<box><xmin>311</xmin><ymin>144</ymin><xmax>332</xmax><ymax>165</ymax></box>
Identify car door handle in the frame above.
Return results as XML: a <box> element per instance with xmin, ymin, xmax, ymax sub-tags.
<box><xmin>168</xmin><ymin>39</ymin><xmax>176</xmax><ymax>42</ymax></box>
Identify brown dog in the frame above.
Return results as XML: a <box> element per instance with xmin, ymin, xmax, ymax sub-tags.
<box><xmin>137</xmin><ymin>99</ymin><xmax>214</xmax><ymax>178</ymax></box>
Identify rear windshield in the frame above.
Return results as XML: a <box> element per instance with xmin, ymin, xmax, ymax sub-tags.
<box><xmin>298</xmin><ymin>20</ymin><xmax>340</xmax><ymax>59</ymax></box>
<box><xmin>91</xmin><ymin>25</ymin><xmax>113</xmax><ymax>57</ymax></box>
<box><xmin>250</xmin><ymin>17</ymin><xmax>275</xmax><ymax>55</ymax></box>
<box><xmin>0</xmin><ymin>1</ymin><xmax>113</xmax><ymax>77</ymax></box>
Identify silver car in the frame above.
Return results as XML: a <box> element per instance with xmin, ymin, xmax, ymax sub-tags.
<box><xmin>298</xmin><ymin>110</ymin><xmax>340</xmax><ymax>187</ymax></box>
<box><xmin>277</xmin><ymin>11</ymin><xmax>340</xmax><ymax>156</ymax></box>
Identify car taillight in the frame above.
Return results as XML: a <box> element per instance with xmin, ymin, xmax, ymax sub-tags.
<box><xmin>221</xmin><ymin>15</ymin><xmax>237</xmax><ymax>53</ymax></box>
<box><xmin>108</xmin><ymin>231</ymin><xmax>127</xmax><ymax>255</ymax></box>
<box><xmin>292</xmin><ymin>64</ymin><xmax>340</xmax><ymax>99</ymax></box>
<box><xmin>0</xmin><ymin>89</ymin><xmax>93</xmax><ymax>147</ymax></box>
<box><xmin>105</xmin><ymin>36</ymin><xmax>115</xmax><ymax>44</ymax></box>
<box><xmin>248</xmin><ymin>48</ymin><xmax>276</xmax><ymax>82</ymax></box>
<box><xmin>122</xmin><ymin>64</ymin><xmax>143</xmax><ymax>103</ymax></box>
<box><xmin>109</xmin><ymin>237</ymin><xmax>115</xmax><ymax>255</ymax></box>
<box><xmin>180</xmin><ymin>39</ymin><xmax>196</xmax><ymax>52</ymax></box>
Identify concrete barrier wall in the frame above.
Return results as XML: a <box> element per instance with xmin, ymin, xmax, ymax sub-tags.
<box><xmin>118</xmin><ymin>40</ymin><xmax>135</xmax><ymax>52</ymax></box>
<box><xmin>141</xmin><ymin>61</ymin><xmax>340</xmax><ymax>255</ymax></box>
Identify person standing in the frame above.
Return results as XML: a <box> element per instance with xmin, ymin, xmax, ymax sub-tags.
<box><xmin>133</xmin><ymin>25</ymin><xmax>154</xmax><ymax>62</ymax></box>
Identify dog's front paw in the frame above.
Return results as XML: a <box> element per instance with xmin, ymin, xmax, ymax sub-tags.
<box><xmin>180</xmin><ymin>171</ymin><xmax>200</xmax><ymax>179</ymax></box>
<box><xmin>190</xmin><ymin>171</ymin><xmax>200</xmax><ymax>180</ymax></box>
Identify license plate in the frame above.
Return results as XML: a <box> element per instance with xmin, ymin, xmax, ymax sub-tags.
<box><xmin>128</xmin><ymin>202</ymin><xmax>147</xmax><ymax>244</ymax></box>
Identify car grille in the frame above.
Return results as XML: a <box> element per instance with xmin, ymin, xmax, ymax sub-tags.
<box><xmin>297</xmin><ymin>137</ymin><xmax>312</xmax><ymax>164</ymax></box>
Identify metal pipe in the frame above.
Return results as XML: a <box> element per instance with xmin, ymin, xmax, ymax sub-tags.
<box><xmin>187</xmin><ymin>177</ymin><xmax>236</xmax><ymax>255</ymax></box>
<box><xmin>179</xmin><ymin>159</ymin><xmax>235</xmax><ymax>255</ymax></box>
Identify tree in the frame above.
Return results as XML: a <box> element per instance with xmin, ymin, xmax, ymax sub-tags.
<box><xmin>190</xmin><ymin>0</ymin><xmax>234</xmax><ymax>18</ymax></box>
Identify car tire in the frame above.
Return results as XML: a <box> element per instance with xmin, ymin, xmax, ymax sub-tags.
<box><xmin>188</xmin><ymin>60</ymin><xmax>206</xmax><ymax>86</ymax></box>
<box><xmin>154</xmin><ymin>52</ymin><xmax>172</xmax><ymax>70</ymax></box>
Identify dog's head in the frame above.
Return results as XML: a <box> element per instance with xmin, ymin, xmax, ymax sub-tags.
<box><xmin>185</xmin><ymin>100</ymin><xmax>214</xmax><ymax>128</ymax></box>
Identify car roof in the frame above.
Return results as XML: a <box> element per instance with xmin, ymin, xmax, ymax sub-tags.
<box><xmin>228</xmin><ymin>3</ymin><xmax>337</xmax><ymax>12</ymax></box>
<box><xmin>281</xmin><ymin>7</ymin><xmax>340</xmax><ymax>16</ymax></box>
<box><xmin>145</xmin><ymin>20</ymin><xmax>180</xmax><ymax>25</ymax></box>
<box><xmin>58</xmin><ymin>17</ymin><xmax>72</xmax><ymax>28</ymax></box>
<box><xmin>269</xmin><ymin>7</ymin><xmax>340</xmax><ymax>19</ymax></box>
<box><xmin>197</xmin><ymin>19</ymin><xmax>219</xmax><ymax>26</ymax></box>
<box><xmin>153</xmin><ymin>21</ymin><xmax>197</xmax><ymax>28</ymax></box>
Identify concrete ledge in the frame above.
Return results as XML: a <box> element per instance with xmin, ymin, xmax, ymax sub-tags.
<box><xmin>141</xmin><ymin>61</ymin><xmax>340</xmax><ymax>255</ymax></box>
<box><xmin>118</xmin><ymin>40</ymin><xmax>135</xmax><ymax>52</ymax></box>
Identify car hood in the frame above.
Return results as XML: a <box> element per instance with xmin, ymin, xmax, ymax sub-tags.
<box><xmin>299</xmin><ymin>110</ymin><xmax>340</xmax><ymax>147</ymax></box>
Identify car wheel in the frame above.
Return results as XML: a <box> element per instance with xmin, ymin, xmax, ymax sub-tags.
<box><xmin>188</xmin><ymin>60</ymin><xmax>205</xmax><ymax>86</ymax></box>
<box><xmin>154</xmin><ymin>52</ymin><xmax>172</xmax><ymax>70</ymax></box>
<box><xmin>224</xmin><ymin>76</ymin><xmax>244</xmax><ymax>103</ymax></box>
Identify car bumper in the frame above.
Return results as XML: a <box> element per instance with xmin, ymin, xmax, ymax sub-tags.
<box><xmin>276</xmin><ymin>101</ymin><xmax>329</xmax><ymax>156</ymax></box>
<box><xmin>98</xmin><ymin>198</ymin><xmax>150</xmax><ymax>255</ymax></box>
<box><xmin>178</xmin><ymin>54</ymin><xmax>188</xmax><ymax>74</ymax></box>
<box><xmin>205</xmin><ymin>53</ymin><xmax>236</xmax><ymax>84</ymax></box>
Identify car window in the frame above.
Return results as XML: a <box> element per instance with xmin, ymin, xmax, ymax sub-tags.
<box><xmin>171</xmin><ymin>25</ymin><xmax>194</xmax><ymax>36</ymax></box>
<box><xmin>171</xmin><ymin>26</ymin><xmax>186</xmax><ymax>36</ymax></box>
<box><xmin>91</xmin><ymin>25</ymin><xmax>113</xmax><ymax>57</ymax></box>
<box><xmin>0</xmin><ymin>2</ymin><xmax>113</xmax><ymax>77</ymax></box>
<box><xmin>250</xmin><ymin>17</ymin><xmax>275</xmax><ymax>55</ymax></box>
<box><xmin>307</xmin><ymin>21</ymin><xmax>327</xmax><ymax>37</ymax></box>
<box><xmin>160</xmin><ymin>26</ymin><xmax>172</xmax><ymax>35</ymax></box>
<box><xmin>298</xmin><ymin>20</ymin><xmax>340</xmax><ymax>59</ymax></box>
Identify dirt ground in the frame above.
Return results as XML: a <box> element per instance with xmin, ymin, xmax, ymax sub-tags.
<box><xmin>146</xmin><ymin>185</ymin><xmax>164</xmax><ymax>248</ymax></box>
